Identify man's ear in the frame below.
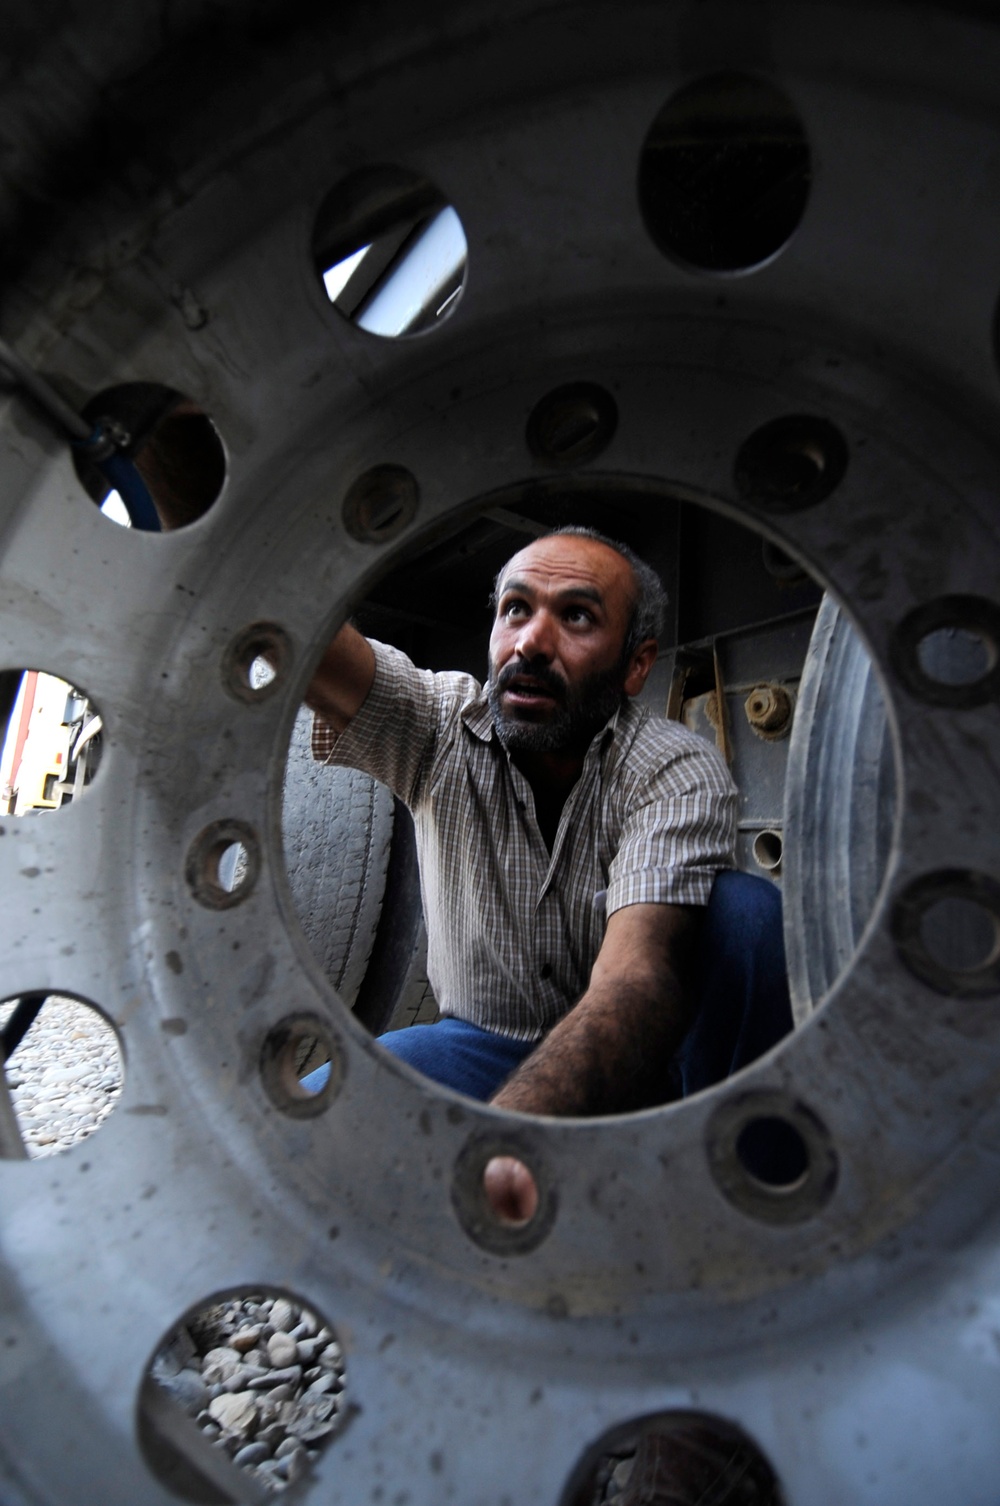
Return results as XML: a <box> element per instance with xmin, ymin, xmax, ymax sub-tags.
<box><xmin>623</xmin><ymin>638</ymin><xmax>658</xmax><ymax>697</ymax></box>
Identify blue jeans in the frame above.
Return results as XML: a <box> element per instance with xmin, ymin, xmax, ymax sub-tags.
<box><xmin>301</xmin><ymin>870</ymin><xmax>793</xmax><ymax>1102</ymax></box>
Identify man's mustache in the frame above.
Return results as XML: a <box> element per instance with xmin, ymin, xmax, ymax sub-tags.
<box><xmin>495</xmin><ymin>657</ymin><xmax>567</xmax><ymax>702</ymax></box>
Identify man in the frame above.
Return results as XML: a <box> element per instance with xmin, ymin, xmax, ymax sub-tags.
<box><xmin>306</xmin><ymin>526</ymin><xmax>738</xmax><ymax>1122</ymax></box>
<box><xmin>306</xmin><ymin>526</ymin><xmax>788</xmax><ymax>1505</ymax></box>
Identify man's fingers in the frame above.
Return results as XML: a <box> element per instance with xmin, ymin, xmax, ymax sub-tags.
<box><xmin>482</xmin><ymin>1155</ymin><xmax>540</xmax><ymax>1225</ymax></box>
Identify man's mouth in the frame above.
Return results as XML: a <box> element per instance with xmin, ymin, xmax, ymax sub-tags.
<box><xmin>497</xmin><ymin>667</ymin><xmax>565</xmax><ymax>712</ymax></box>
<box><xmin>505</xmin><ymin>679</ymin><xmax>555</xmax><ymax>703</ymax></box>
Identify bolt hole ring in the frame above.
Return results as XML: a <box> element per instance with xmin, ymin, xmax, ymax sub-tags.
<box><xmin>890</xmin><ymin>595</ymin><xmax>1000</xmax><ymax>709</ymax></box>
<box><xmin>222</xmin><ymin>622</ymin><xmax>292</xmax><ymax>704</ymax></box>
<box><xmin>707</xmin><ymin>1090</ymin><xmax>838</xmax><ymax>1224</ymax></box>
<box><xmin>185</xmin><ymin>820</ymin><xmax>260</xmax><ymax>909</ymax></box>
<box><xmin>892</xmin><ymin>869</ymin><xmax>1000</xmax><ymax>996</ymax></box>
<box><xmin>342</xmin><ymin>464</ymin><xmax>420</xmax><ymax>543</ymax></box>
<box><xmin>452</xmin><ymin>1133</ymin><xmax>557</xmax><ymax>1255</ymax></box>
<box><xmin>525</xmin><ymin>382</ymin><xmax>618</xmax><ymax>469</ymax></box>
<box><xmin>735</xmin><ymin>415</ymin><xmax>848</xmax><ymax>513</ymax></box>
<box><xmin>260</xmin><ymin>1014</ymin><xmax>343</xmax><ymax>1117</ymax></box>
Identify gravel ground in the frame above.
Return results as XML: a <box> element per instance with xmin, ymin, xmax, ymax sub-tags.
<box><xmin>152</xmin><ymin>1294</ymin><xmax>347</xmax><ymax>1494</ymax></box>
<box><xmin>0</xmin><ymin>996</ymin><xmax>122</xmax><ymax>1156</ymax></box>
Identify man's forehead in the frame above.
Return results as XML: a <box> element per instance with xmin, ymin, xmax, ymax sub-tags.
<box><xmin>497</xmin><ymin>535</ymin><xmax>632</xmax><ymax>599</ymax></box>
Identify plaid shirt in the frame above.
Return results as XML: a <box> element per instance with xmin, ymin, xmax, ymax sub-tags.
<box><xmin>312</xmin><ymin>640</ymin><xmax>736</xmax><ymax>1042</ymax></box>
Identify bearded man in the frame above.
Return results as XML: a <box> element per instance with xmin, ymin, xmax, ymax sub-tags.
<box><xmin>305</xmin><ymin>526</ymin><xmax>760</xmax><ymax>1120</ymax></box>
<box><xmin>306</xmin><ymin>525</ymin><xmax>791</xmax><ymax>1504</ymax></box>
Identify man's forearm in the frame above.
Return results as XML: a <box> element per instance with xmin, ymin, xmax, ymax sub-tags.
<box><xmin>489</xmin><ymin>903</ymin><xmax>702</xmax><ymax>1117</ymax></box>
<box><xmin>491</xmin><ymin>974</ymin><xmax>693</xmax><ymax>1117</ymax></box>
<box><xmin>303</xmin><ymin>622</ymin><xmax>375</xmax><ymax>733</ymax></box>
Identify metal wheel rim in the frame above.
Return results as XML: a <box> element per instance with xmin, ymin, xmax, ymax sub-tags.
<box><xmin>2</xmin><ymin>4</ymin><xmax>1000</xmax><ymax>1503</ymax></box>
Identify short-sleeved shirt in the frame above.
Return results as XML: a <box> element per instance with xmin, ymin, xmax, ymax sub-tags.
<box><xmin>312</xmin><ymin>640</ymin><xmax>737</xmax><ymax>1042</ymax></box>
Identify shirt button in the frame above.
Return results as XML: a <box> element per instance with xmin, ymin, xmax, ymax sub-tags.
<box><xmin>540</xmin><ymin>963</ymin><xmax>552</xmax><ymax>980</ymax></box>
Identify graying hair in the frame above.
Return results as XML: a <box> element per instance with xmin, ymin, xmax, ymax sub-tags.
<box><xmin>492</xmin><ymin>525</ymin><xmax>668</xmax><ymax>655</ymax></box>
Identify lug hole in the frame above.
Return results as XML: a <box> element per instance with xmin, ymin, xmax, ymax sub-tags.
<box><xmin>342</xmin><ymin>464</ymin><xmax>419</xmax><ymax>544</ymax></box>
<box><xmin>890</xmin><ymin>595</ymin><xmax>1000</xmax><ymax>709</ymax></box>
<box><xmin>735</xmin><ymin>415</ymin><xmax>848</xmax><ymax>512</ymax></box>
<box><xmin>892</xmin><ymin>870</ymin><xmax>1000</xmax><ymax>995</ymax></box>
<box><xmin>525</xmin><ymin>382</ymin><xmax>618</xmax><ymax>468</ymax></box>
<box><xmin>185</xmin><ymin>821</ymin><xmax>259</xmax><ymax>909</ymax></box>
<box><xmin>452</xmin><ymin>1134</ymin><xmax>556</xmax><ymax>1254</ymax></box>
<box><xmin>707</xmin><ymin>1091</ymin><xmax>837</xmax><ymax>1223</ymax></box>
<box><xmin>222</xmin><ymin>623</ymin><xmax>292</xmax><ymax>704</ymax></box>
<box><xmin>260</xmin><ymin>1015</ymin><xmax>342</xmax><ymax>1117</ymax></box>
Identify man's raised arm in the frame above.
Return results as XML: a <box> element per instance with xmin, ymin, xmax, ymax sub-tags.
<box><xmin>303</xmin><ymin>622</ymin><xmax>376</xmax><ymax>735</ymax></box>
<box><xmin>489</xmin><ymin>902</ymin><xmax>702</xmax><ymax>1118</ymax></box>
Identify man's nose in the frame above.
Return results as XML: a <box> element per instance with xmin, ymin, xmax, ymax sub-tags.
<box><xmin>514</xmin><ymin>610</ymin><xmax>556</xmax><ymax>660</ymax></box>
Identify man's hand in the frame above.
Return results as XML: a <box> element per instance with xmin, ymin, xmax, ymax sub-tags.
<box><xmin>482</xmin><ymin>1156</ymin><xmax>540</xmax><ymax>1224</ymax></box>
<box><xmin>489</xmin><ymin>902</ymin><xmax>701</xmax><ymax>1118</ymax></box>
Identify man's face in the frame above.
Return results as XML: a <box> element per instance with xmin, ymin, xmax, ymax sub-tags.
<box><xmin>487</xmin><ymin>535</ymin><xmax>641</xmax><ymax>755</ymax></box>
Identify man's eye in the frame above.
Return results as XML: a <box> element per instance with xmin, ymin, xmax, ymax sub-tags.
<box><xmin>504</xmin><ymin>601</ymin><xmax>528</xmax><ymax>619</ymax></box>
<box><xmin>565</xmin><ymin>605</ymin><xmax>593</xmax><ymax>624</ymax></box>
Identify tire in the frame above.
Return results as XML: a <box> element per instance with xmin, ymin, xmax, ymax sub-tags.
<box><xmin>281</xmin><ymin>707</ymin><xmax>394</xmax><ymax>1010</ymax></box>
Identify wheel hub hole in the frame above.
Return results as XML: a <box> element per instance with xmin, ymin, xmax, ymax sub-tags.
<box><xmin>185</xmin><ymin>821</ymin><xmax>260</xmax><ymax>909</ymax></box>
<box><xmin>0</xmin><ymin>994</ymin><xmax>123</xmax><ymax>1160</ymax></box>
<box><xmin>482</xmin><ymin>1154</ymin><xmax>540</xmax><ymax>1227</ymax></box>
<box><xmin>1</xmin><ymin>670</ymin><xmax>102</xmax><ymax>812</ymax></box>
<box><xmin>74</xmin><ymin>382</ymin><xmax>227</xmax><ymax>531</ymax></box>
<box><xmin>525</xmin><ymin>383</ymin><xmax>618</xmax><ymax>468</ymax></box>
<box><xmin>452</xmin><ymin>1135</ymin><xmax>556</xmax><ymax>1254</ymax></box>
<box><xmin>141</xmin><ymin>1291</ymin><xmax>347</xmax><ymax>1500</ymax></box>
<box><xmin>893</xmin><ymin>870</ymin><xmax>1000</xmax><ymax>995</ymax></box>
<box><xmin>568</xmin><ymin>1411</ymin><xmax>785</xmax><ymax>1506</ymax></box>
<box><xmin>222</xmin><ymin>622</ymin><xmax>291</xmax><ymax>703</ymax></box>
<box><xmin>342</xmin><ymin>464</ymin><xmax>420</xmax><ymax>544</ymax></box>
<box><xmin>919</xmin><ymin>894</ymin><xmax>1000</xmax><ymax>975</ymax></box>
<box><xmin>260</xmin><ymin>1015</ymin><xmax>341</xmax><ymax>1117</ymax></box>
<box><xmin>735</xmin><ymin>415</ymin><xmax>848</xmax><ymax>512</ymax></box>
<box><xmin>638</xmin><ymin>71</ymin><xmax>811</xmax><ymax>273</ymax></box>
<box><xmin>708</xmin><ymin>1092</ymin><xmax>837</xmax><ymax>1223</ymax></box>
<box><xmin>916</xmin><ymin>625</ymin><xmax>996</xmax><ymax>687</ymax></box>
<box><xmin>735</xmin><ymin>1115</ymin><xmax>809</xmax><ymax>1189</ymax></box>
<box><xmin>891</xmin><ymin>595</ymin><xmax>1000</xmax><ymax>708</ymax></box>
<box><xmin>313</xmin><ymin>164</ymin><xmax>468</xmax><ymax>340</ymax></box>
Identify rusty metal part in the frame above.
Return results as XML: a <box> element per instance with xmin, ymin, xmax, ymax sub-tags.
<box><xmin>744</xmin><ymin>683</ymin><xmax>795</xmax><ymax>739</ymax></box>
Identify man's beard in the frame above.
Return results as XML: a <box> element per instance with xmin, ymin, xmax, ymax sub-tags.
<box><xmin>487</xmin><ymin>654</ymin><xmax>628</xmax><ymax>755</ymax></box>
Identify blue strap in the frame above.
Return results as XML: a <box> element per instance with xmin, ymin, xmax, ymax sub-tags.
<box><xmin>93</xmin><ymin>451</ymin><xmax>161</xmax><ymax>532</ymax></box>
<box><xmin>72</xmin><ymin>424</ymin><xmax>161</xmax><ymax>532</ymax></box>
